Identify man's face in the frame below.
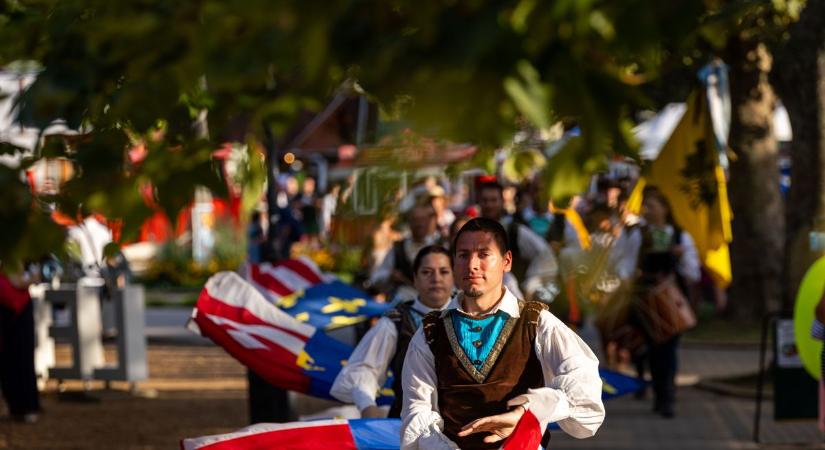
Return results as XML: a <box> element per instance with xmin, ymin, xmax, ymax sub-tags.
<box><xmin>410</xmin><ymin>206</ymin><xmax>436</xmax><ymax>240</ymax></box>
<box><xmin>453</xmin><ymin>231</ymin><xmax>512</xmax><ymax>299</ymax></box>
<box><xmin>478</xmin><ymin>188</ymin><xmax>504</xmax><ymax>220</ymax></box>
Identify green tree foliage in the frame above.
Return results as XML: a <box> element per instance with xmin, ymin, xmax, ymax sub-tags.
<box><xmin>0</xmin><ymin>0</ymin><xmax>773</xmax><ymax>263</ymax></box>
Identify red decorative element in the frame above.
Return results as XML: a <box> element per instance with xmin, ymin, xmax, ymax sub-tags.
<box><xmin>0</xmin><ymin>275</ymin><xmax>31</xmax><ymax>315</ymax></box>
<box><xmin>501</xmin><ymin>409</ymin><xmax>543</xmax><ymax>450</ymax></box>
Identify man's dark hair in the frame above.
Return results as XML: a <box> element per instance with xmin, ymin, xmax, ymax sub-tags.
<box><xmin>412</xmin><ymin>245</ymin><xmax>453</xmax><ymax>274</ymax></box>
<box><xmin>452</xmin><ymin>217</ymin><xmax>510</xmax><ymax>256</ymax></box>
<box><xmin>477</xmin><ymin>181</ymin><xmax>504</xmax><ymax>197</ymax></box>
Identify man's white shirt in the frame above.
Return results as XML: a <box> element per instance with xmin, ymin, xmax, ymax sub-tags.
<box><xmin>400</xmin><ymin>288</ymin><xmax>605</xmax><ymax>449</ymax></box>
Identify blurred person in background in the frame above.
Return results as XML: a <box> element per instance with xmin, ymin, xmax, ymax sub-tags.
<box><xmin>0</xmin><ymin>262</ymin><xmax>42</xmax><ymax>423</ymax></box>
<box><xmin>634</xmin><ymin>188</ymin><xmax>700</xmax><ymax>418</ymax></box>
<box><xmin>428</xmin><ymin>185</ymin><xmax>455</xmax><ymax>238</ymax></box>
<box><xmin>477</xmin><ymin>181</ymin><xmax>558</xmax><ymax>304</ymax></box>
<box><xmin>319</xmin><ymin>183</ymin><xmax>341</xmax><ymax>241</ymax></box>
<box><xmin>247</xmin><ymin>209</ymin><xmax>267</xmax><ymax>264</ymax></box>
<box><xmin>296</xmin><ymin>177</ymin><xmax>320</xmax><ymax>246</ymax></box>
<box><xmin>369</xmin><ymin>202</ymin><xmax>445</xmax><ymax>303</ymax></box>
<box><xmin>332</xmin><ymin>245</ymin><xmax>454</xmax><ymax>418</ymax></box>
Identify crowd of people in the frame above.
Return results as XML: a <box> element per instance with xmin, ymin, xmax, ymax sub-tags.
<box><xmin>313</xmin><ymin>169</ymin><xmax>712</xmax><ymax>449</ymax></box>
<box><xmin>0</xmin><ymin>167</ymin><xmax>708</xmax><ymax>444</ymax></box>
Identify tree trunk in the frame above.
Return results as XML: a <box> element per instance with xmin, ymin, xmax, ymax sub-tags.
<box><xmin>725</xmin><ymin>39</ymin><xmax>785</xmax><ymax>320</ymax></box>
<box><xmin>771</xmin><ymin>0</ymin><xmax>825</xmax><ymax>314</ymax></box>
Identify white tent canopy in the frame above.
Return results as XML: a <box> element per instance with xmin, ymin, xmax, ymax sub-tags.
<box><xmin>0</xmin><ymin>70</ymin><xmax>78</xmax><ymax>168</ymax></box>
<box><xmin>633</xmin><ymin>102</ymin><xmax>793</xmax><ymax>161</ymax></box>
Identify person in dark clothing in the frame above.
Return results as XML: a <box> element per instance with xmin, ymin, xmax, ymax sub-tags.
<box><xmin>476</xmin><ymin>181</ymin><xmax>558</xmax><ymax>303</ymax></box>
<box><xmin>0</xmin><ymin>266</ymin><xmax>42</xmax><ymax>423</ymax></box>
<box><xmin>331</xmin><ymin>245</ymin><xmax>454</xmax><ymax>418</ymax></box>
<box><xmin>634</xmin><ymin>188</ymin><xmax>700</xmax><ymax>419</ymax></box>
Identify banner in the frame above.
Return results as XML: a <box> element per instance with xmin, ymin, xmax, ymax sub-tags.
<box><xmin>190</xmin><ymin>272</ymin><xmax>394</xmax><ymax>402</ymax></box>
<box><xmin>637</xmin><ymin>91</ymin><xmax>733</xmax><ymax>287</ymax></box>
<box><xmin>181</xmin><ymin>418</ymin><xmax>400</xmax><ymax>450</ymax></box>
<box><xmin>181</xmin><ymin>414</ymin><xmax>541</xmax><ymax>450</ymax></box>
<box><xmin>247</xmin><ymin>259</ymin><xmax>390</xmax><ymax>329</ymax></box>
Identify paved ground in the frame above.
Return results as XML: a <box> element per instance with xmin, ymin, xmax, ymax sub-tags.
<box><xmin>553</xmin><ymin>384</ymin><xmax>823</xmax><ymax>450</ymax></box>
<box><xmin>560</xmin><ymin>321</ymin><xmax>824</xmax><ymax>450</ymax></box>
<box><xmin>1</xmin><ymin>307</ymin><xmax>822</xmax><ymax>449</ymax></box>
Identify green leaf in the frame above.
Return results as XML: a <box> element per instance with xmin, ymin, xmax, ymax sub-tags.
<box><xmin>504</xmin><ymin>61</ymin><xmax>553</xmax><ymax>132</ymax></box>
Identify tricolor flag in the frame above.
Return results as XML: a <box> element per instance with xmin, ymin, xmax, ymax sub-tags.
<box><xmin>181</xmin><ymin>415</ymin><xmax>542</xmax><ymax>450</ymax></box>
<box><xmin>189</xmin><ymin>271</ymin><xmax>393</xmax><ymax>402</ymax></box>
<box><xmin>246</xmin><ymin>258</ymin><xmax>390</xmax><ymax>330</ymax></box>
<box><xmin>181</xmin><ymin>419</ymin><xmax>401</xmax><ymax>450</ymax></box>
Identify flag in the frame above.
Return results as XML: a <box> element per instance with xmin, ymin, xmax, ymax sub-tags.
<box><xmin>190</xmin><ymin>272</ymin><xmax>394</xmax><ymax>403</ymax></box>
<box><xmin>246</xmin><ymin>258</ymin><xmax>326</xmax><ymax>299</ymax></box>
<box><xmin>600</xmin><ymin>368</ymin><xmax>645</xmax><ymax>400</ymax></box>
<box><xmin>181</xmin><ymin>418</ymin><xmax>401</xmax><ymax>450</ymax></box>
<box><xmin>639</xmin><ymin>90</ymin><xmax>733</xmax><ymax>287</ymax></box>
<box><xmin>181</xmin><ymin>416</ymin><xmax>537</xmax><ymax>450</ymax></box>
<box><xmin>182</xmin><ymin>410</ymin><xmax>560</xmax><ymax>450</ymax></box>
<box><xmin>549</xmin><ymin>203</ymin><xmax>591</xmax><ymax>250</ymax></box>
<box><xmin>247</xmin><ymin>259</ymin><xmax>390</xmax><ymax>330</ymax></box>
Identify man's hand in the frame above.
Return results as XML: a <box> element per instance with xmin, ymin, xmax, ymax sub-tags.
<box><xmin>456</xmin><ymin>405</ymin><xmax>525</xmax><ymax>444</ymax></box>
<box><xmin>360</xmin><ymin>405</ymin><xmax>385</xmax><ymax>418</ymax></box>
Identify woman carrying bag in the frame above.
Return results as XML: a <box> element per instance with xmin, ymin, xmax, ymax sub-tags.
<box><xmin>634</xmin><ymin>188</ymin><xmax>700</xmax><ymax>419</ymax></box>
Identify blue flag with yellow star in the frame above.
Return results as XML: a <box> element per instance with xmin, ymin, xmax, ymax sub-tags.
<box><xmin>274</xmin><ymin>280</ymin><xmax>391</xmax><ymax>330</ymax></box>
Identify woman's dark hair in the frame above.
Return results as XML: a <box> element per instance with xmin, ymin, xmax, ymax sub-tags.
<box><xmin>643</xmin><ymin>186</ymin><xmax>677</xmax><ymax>225</ymax></box>
<box><xmin>451</xmin><ymin>217</ymin><xmax>510</xmax><ymax>256</ymax></box>
<box><xmin>412</xmin><ymin>245</ymin><xmax>453</xmax><ymax>275</ymax></box>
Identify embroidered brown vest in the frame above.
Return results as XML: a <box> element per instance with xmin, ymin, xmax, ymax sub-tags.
<box><xmin>385</xmin><ymin>301</ymin><xmax>420</xmax><ymax>418</ymax></box>
<box><xmin>422</xmin><ymin>301</ymin><xmax>547</xmax><ymax>450</ymax></box>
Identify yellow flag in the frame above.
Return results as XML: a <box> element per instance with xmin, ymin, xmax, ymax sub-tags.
<box><xmin>625</xmin><ymin>178</ymin><xmax>645</xmax><ymax>216</ymax></box>
<box><xmin>644</xmin><ymin>91</ymin><xmax>733</xmax><ymax>287</ymax></box>
<box><xmin>549</xmin><ymin>203</ymin><xmax>591</xmax><ymax>250</ymax></box>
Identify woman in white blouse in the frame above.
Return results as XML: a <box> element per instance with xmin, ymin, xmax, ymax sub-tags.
<box><xmin>331</xmin><ymin>245</ymin><xmax>455</xmax><ymax>418</ymax></box>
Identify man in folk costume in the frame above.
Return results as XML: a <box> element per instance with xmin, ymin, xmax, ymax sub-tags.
<box><xmin>332</xmin><ymin>245</ymin><xmax>455</xmax><ymax>418</ymax></box>
<box><xmin>401</xmin><ymin>218</ymin><xmax>604</xmax><ymax>449</ymax></box>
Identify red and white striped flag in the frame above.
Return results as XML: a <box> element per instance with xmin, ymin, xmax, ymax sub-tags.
<box><xmin>245</xmin><ymin>257</ymin><xmax>326</xmax><ymax>302</ymax></box>
<box><xmin>181</xmin><ymin>419</ymin><xmax>362</xmax><ymax>450</ymax></box>
<box><xmin>190</xmin><ymin>271</ymin><xmax>321</xmax><ymax>393</ymax></box>
<box><xmin>181</xmin><ymin>411</ymin><xmax>545</xmax><ymax>450</ymax></box>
